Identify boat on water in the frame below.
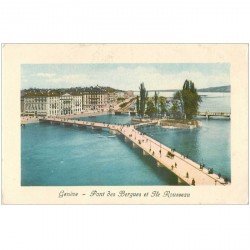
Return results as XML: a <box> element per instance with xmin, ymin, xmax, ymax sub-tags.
<box><xmin>108</xmin><ymin>135</ymin><xmax>116</xmax><ymax>138</ymax></box>
<box><xmin>88</xmin><ymin>115</ymin><xmax>96</xmax><ymax>118</ymax></box>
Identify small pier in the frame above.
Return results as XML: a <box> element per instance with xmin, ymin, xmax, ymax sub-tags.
<box><xmin>39</xmin><ymin>117</ymin><xmax>229</xmax><ymax>186</ymax></box>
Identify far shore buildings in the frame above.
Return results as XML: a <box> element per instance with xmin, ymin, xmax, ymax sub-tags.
<box><xmin>21</xmin><ymin>86</ymin><xmax>133</xmax><ymax>116</ymax></box>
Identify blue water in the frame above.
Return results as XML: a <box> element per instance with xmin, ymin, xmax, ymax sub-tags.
<box><xmin>199</xmin><ymin>93</ymin><xmax>230</xmax><ymax>113</ymax></box>
<box><xmin>139</xmin><ymin>119</ymin><xmax>231</xmax><ymax>179</ymax></box>
<box><xmin>77</xmin><ymin>114</ymin><xmax>132</xmax><ymax>124</ymax></box>
<box><xmin>21</xmin><ymin>94</ymin><xmax>231</xmax><ymax>186</ymax></box>
<box><xmin>21</xmin><ymin>122</ymin><xmax>177</xmax><ymax>186</ymax></box>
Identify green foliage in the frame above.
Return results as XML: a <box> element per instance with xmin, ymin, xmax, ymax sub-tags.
<box><xmin>139</xmin><ymin>83</ymin><xmax>148</xmax><ymax>117</ymax></box>
<box><xmin>145</xmin><ymin>100</ymin><xmax>157</xmax><ymax>117</ymax></box>
<box><xmin>159</xmin><ymin>99</ymin><xmax>167</xmax><ymax>115</ymax></box>
<box><xmin>154</xmin><ymin>91</ymin><xmax>158</xmax><ymax>112</ymax></box>
<box><xmin>174</xmin><ymin>80</ymin><xmax>202</xmax><ymax>119</ymax></box>
<box><xmin>137</xmin><ymin>83</ymin><xmax>167</xmax><ymax>118</ymax></box>
<box><xmin>136</xmin><ymin>96</ymin><xmax>140</xmax><ymax>114</ymax></box>
<box><xmin>170</xmin><ymin>101</ymin><xmax>180</xmax><ymax>119</ymax></box>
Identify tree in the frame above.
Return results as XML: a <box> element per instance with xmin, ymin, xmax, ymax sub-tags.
<box><xmin>139</xmin><ymin>82</ymin><xmax>148</xmax><ymax>117</ymax></box>
<box><xmin>170</xmin><ymin>100</ymin><xmax>182</xmax><ymax>119</ymax></box>
<box><xmin>159</xmin><ymin>98</ymin><xmax>167</xmax><ymax>117</ymax></box>
<box><xmin>136</xmin><ymin>95</ymin><xmax>140</xmax><ymax>115</ymax></box>
<box><xmin>174</xmin><ymin>80</ymin><xmax>202</xmax><ymax>119</ymax></box>
<box><xmin>145</xmin><ymin>100</ymin><xmax>157</xmax><ymax>118</ymax></box>
<box><xmin>154</xmin><ymin>91</ymin><xmax>158</xmax><ymax>115</ymax></box>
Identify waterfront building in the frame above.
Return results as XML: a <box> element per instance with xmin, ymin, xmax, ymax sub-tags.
<box><xmin>23</xmin><ymin>91</ymin><xmax>52</xmax><ymax>116</ymax></box>
<box><xmin>60</xmin><ymin>93</ymin><xmax>82</xmax><ymax>115</ymax></box>
<box><xmin>81</xmin><ymin>86</ymin><xmax>108</xmax><ymax>111</ymax></box>
<box><xmin>107</xmin><ymin>92</ymin><xmax>116</xmax><ymax>104</ymax></box>
<box><xmin>22</xmin><ymin>86</ymin><xmax>114</xmax><ymax>116</ymax></box>
<box><xmin>47</xmin><ymin>91</ymin><xmax>61</xmax><ymax>116</ymax></box>
<box><xmin>21</xmin><ymin>97</ymin><xmax>24</xmax><ymax>114</ymax></box>
<box><xmin>23</xmin><ymin>90</ymin><xmax>83</xmax><ymax>116</ymax></box>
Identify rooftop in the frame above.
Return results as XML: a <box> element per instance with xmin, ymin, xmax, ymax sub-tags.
<box><xmin>22</xmin><ymin>85</ymin><xmax>119</xmax><ymax>97</ymax></box>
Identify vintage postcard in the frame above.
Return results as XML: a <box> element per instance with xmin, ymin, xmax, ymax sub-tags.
<box><xmin>1</xmin><ymin>44</ymin><xmax>248</xmax><ymax>204</ymax></box>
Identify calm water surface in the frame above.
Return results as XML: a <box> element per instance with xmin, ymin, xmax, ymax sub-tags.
<box><xmin>21</xmin><ymin>94</ymin><xmax>230</xmax><ymax>186</ymax></box>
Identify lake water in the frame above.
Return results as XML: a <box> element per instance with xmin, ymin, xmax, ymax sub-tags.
<box><xmin>148</xmin><ymin>91</ymin><xmax>231</xmax><ymax>113</ymax></box>
<box><xmin>21</xmin><ymin>93</ymin><xmax>231</xmax><ymax>186</ymax></box>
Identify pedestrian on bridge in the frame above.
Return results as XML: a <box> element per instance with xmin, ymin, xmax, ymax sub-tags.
<box><xmin>192</xmin><ymin>178</ymin><xmax>195</xmax><ymax>186</ymax></box>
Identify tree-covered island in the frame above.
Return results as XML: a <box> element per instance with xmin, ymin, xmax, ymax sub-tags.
<box><xmin>134</xmin><ymin>80</ymin><xmax>202</xmax><ymax>128</ymax></box>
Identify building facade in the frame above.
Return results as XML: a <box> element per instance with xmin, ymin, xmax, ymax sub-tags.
<box><xmin>60</xmin><ymin>93</ymin><xmax>82</xmax><ymax>115</ymax></box>
<box><xmin>24</xmin><ymin>95</ymin><xmax>49</xmax><ymax>116</ymax></box>
<box><xmin>81</xmin><ymin>88</ymin><xmax>108</xmax><ymax>111</ymax></box>
<box><xmin>22</xmin><ymin>87</ymin><xmax>112</xmax><ymax>116</ymax></box>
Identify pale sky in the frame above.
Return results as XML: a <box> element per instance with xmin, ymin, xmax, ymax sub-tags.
<box><xmin>21</xmin><ymin>63</ymin><xmax>230</xmax><ymax>90</ymax></box>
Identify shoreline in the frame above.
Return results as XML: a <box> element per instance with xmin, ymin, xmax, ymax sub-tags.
<box><xmin>131</xmin><ymin>118</ymin><xmax>202</xmax><ymax>129</ymax></box>
<box><xmin>161</xmin><ymin>125</ymin><xmax>198</xmax><ymax>129</ymax></box>
<box><xmin>21</xmin><ymin>111</ymin><xmax>113</xmax><ymax>125</ymax></box>
<box><xmin>160</xmin><ymin>120</ymin><xmax>202</xmax><ymax>129</ymax></box>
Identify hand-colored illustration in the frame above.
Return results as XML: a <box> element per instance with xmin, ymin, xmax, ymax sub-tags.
<box><xmin>21</xmin><ymin>63</ymin><xmax>230</xmax><ymax>186</ymax></box>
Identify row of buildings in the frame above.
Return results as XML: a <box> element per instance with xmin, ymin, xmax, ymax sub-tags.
<box><xmin>21</xmin><ymin>86</ymin><xmax>134</xmax><ymax>116</ymax></box>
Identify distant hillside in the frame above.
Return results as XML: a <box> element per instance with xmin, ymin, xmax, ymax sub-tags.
<box><xmin>198</xmin><ymin>85</ymin><xmax>230</xmax><ymax>93</ymax></box>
